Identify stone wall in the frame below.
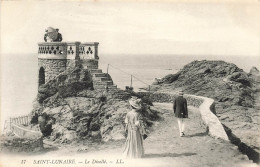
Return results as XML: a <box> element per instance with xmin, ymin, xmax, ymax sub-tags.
<box><xmin>37</xmin><ymin>42</ymin><xmax>100</xmax><ymax>85</ymax></box>
<box><xmin>81</xmin><ymin>59</ymin><xmax>99</xmax><ymax>69</ymax></box>
<box><xmin>66</xmin><ymin>59</ymin><xmax>80</xmax><ymax>70</ymax></box>
<box><xmin>137</xmin><ymin>92</ymin><xmax>203</xmax><ymax>108</ymax></box>
<box><xmin>137</xmin><ymin>91</ymin><xmax>229</xmax><ymax>141</ymax></box>
<box><xmin>38</xmin><ymin>59</ymin><xmax>67</xmax><ymax>83</ymax></box>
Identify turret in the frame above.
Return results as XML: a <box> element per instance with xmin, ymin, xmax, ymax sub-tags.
<box><xmin>37</xmin><ymin>41</ymin><xmax>99</xmax><ymax>86</ymax></box>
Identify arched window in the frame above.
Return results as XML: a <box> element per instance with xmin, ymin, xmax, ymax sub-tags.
<box><xmin>39</xmin><ymin>67</ymin><xmax>45</xmax><ymax>86</ymax></box>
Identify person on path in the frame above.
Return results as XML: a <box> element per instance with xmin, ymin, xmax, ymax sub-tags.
<box><xmin>123</xmin><ymin>97</ymin><xmax>146</xmax><ymax>158</ymax></box>
<box><xmin>173</xmin><ymin>90</ymin><xmax>188</xmax><ymax>137</ymax></box>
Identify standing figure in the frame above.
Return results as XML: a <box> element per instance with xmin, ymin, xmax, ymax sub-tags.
<box><xmin>44</xmin><ymin>27</ymin><xmax>63</xmax><ymax>42</ymax></box>
<box><xmin>173</xmin><ymin>90</ymin><xmax>188</xmax><ymax>137</ymax></box>
<box><xmin>123</xmin><ymin>97</ymin><xmax>146</xmax><ymax>158</ymax></box>
<box><xmin>55</xmin><ymin>29</ymin><xmax>63</xmax><ymax>42</ymax></box>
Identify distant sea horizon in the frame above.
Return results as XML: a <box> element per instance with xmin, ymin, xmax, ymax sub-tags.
<box><xmin>1</xmin><ymin>53</ymin><xmax>259</xmax><ymax>129</ymax></box>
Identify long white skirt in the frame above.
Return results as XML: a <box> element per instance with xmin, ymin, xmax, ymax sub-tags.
<box><xmin>123</xmin><ymin>127</ymin><xmax>144</xmax><ymax>159</ymax></box>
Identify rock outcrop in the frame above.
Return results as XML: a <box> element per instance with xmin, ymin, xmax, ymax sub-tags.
<box><xmin>151</xmin><ymin>60</ymin><xmax>260</xmax><ymax>154</ymax></box>
<box><xmin>32</xmin><ymin>67</ymin><xmax>159</xmax><ymax>144</ymax></box>
<box><xmin>249</xmin><ymin>66</ymin><xmax>260</xmax><ymax>76</ymax></box>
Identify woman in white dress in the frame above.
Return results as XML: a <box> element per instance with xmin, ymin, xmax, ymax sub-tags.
<box><xmin>123</xmin><ymin>97</ymin><xmax>146</xmax><ymax>158</ymax></box>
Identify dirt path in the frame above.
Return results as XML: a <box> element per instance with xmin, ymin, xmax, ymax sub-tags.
<box><xmin>141</xmin><ymin>103</ymin><xmax>254</xmax><ymax>167</ymax></box>
<box><xmin>33</xmin><ymin>103</ymin><xmax>256</xmax><ymax>167</ymax></box>
<box><xmin>1</xmin><ymin>103</ymin><xmax>256</xmax><ymax>167</ymax></box>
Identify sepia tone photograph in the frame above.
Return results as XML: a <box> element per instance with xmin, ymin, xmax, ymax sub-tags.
<box><xmin>0</xmin><ymin>0</ymin><xmax>259</xmax><ymax>166</ymax></box>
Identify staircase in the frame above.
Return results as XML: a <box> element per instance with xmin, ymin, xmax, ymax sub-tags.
<box><xmin>89</xmin><ymin>69</ymin><xmax>118</xmax><ymax>90</ymax></box>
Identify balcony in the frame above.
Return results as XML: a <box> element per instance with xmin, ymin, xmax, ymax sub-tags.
<box><xmin>38</xmin><ymin>42</ymin><xmax>99</xmax><ymax>60</ymax></box>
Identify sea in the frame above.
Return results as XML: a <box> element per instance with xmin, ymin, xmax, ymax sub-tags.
<box><xmin>1</xmin><ymin>54</ymin><xmax>259</xmax><ymax>130</ymax></box>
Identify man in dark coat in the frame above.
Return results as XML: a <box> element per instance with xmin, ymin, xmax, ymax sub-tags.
<box><xmin>173</xmin><ymin>90</ymin><xmax>188</xmax><ymax>137</ymax></box>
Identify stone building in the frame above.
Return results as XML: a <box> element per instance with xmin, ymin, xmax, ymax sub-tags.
<box><xmin>37</xmin><ymin>41</ymin><xmax>99</xmax><ymax>86</ymax></box>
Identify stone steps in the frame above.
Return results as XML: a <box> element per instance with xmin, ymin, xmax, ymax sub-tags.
<box><xmin>86</xmin><ymin>65</ymin><xmax>98</xmax><ymax>69</ymax></box>
<box><xmin>94</xmin><ymin>85</ymin><xmax>118</xmax><ymax>90</ymax></box>
<box><xmin>93</xmin><ymin>77</ymin><xmax>111</xmax><ymax>82</ymax></box>
<box><xmin>89</xmin><ymin>69</ymin><xmax>102</xmax><ymax>74</ymax></box>
<box><xmin>94</xmin><ymin>80</ymin><xmax>113</xmax><ymax>85</ymax></box>
<box><xmin>94</xmin><ymin>73</ymin><xmax>107</xmax><ymax>77</ymax></box>
<box><xmin>88</xmin><ymin>68</ymin><xmax>118</xmax><ymax>91</ymax></box>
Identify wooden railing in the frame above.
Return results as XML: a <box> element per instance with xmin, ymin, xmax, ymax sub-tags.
<box><xmin>10</xmin><ymin>114</ymin><xmax>32</xmax><ymax>126</ymax></box>
<box><xmin>3</xmin><ymin>114</ymin><xmax>42</xmax><ymax>138</ymax></box>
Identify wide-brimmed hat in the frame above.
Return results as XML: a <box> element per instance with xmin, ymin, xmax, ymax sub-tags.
<box><xmin>129</xmin><ymin>96</ymin><xmax>142</xmax><ymax>109</ymax></box>
<box><xmin>45</xmin><ymin>27</ymin><xmax>56</xmax><ymax>33</ymax></box>
<box><xmin>179</xmin><ymin>90</ymin><xmax>184</xmax><ymax>95</ymax></box>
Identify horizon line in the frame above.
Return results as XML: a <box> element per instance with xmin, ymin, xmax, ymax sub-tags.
<box><xmin>1</xmin><ymin>53</ymin><xmax>259</xmax><ymax>58</ymax></box>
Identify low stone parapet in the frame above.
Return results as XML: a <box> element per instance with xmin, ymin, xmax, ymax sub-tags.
<box><xmin>137</xmin><ymin>91</ymin><xmax>229</xmax><ymax>141</ymax></box>
<box><xmin>0</xmin><ymin>123</ymin><xmax>44</xmax><ymax>153</ymax></box>
<box><xmin>11</xmin><ymin>123</ymin><xmax>42</xmax><ymax>139</ymax></box>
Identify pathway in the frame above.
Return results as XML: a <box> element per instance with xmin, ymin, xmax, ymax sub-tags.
<box><xmin>1</xmin><ymin>103</ymin><xmax>256</xmax><ymax>167</ymax></box>
<box><xmin>38</xmin><ymin>103</ymin><xmax>256</xmax><ymax>167</ymax></box>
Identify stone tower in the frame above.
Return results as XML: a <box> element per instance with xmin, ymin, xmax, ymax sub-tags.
<box><xmin>37</xmin><ymin>41</ymin><xmax>99</xmax><ymax>86</ymax></box>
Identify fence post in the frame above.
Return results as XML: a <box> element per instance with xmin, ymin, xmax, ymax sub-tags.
<box><xmin>10</xmin><ymin>118</ymin><xmax>12</xmax><ymax>131</ymax></box>
<box><xmin>130</xmin><ymin>75</ymin><xmax>133</xmax><ymax>88</ymax></box>
<box><xmin>107</xmin><ymin>64</ymin><xmax>109</xmax><ymax>75</ymax></box>
<box><xmin>26</xmin><ymin>116</ymin><xmax>29</xmax><ymax>125</ymax></box>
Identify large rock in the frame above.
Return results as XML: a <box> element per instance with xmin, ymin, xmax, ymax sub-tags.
<box><xmin>31</xmin><ymin>65</ymin><xmax>160</xmax><ymax>145</ymax></box>
<box><xmin>64</xmin><ymin>97</ymin><xmax>93</xmax><ymax>111</ymax></box>
<box><xmin>157</xmin><ymin>60</ymin><xmax>254</xmax><ymax>108</ymax></box>
<box><xmin>37</xmin><ymin>67</ymin><xmax>93</xmax><ymax>103</ymax></box>
<box><xmin>227</xmin><ymin>72</ymin><xmax>251</xmax><ymax>87</ymax></box>
<box><xmin>160</xmin><ymin>72</ymin><xmax>180</xmax><ymax>84</ymax></box>
<box><xmin>249</xmin><ymin>66</ymin><xmax>259</xmax><ymax>76</ymax></box>
<box><xmin>156</xmin><ymin>60</ymin><xmax>260</xmax><ymax>154</ymax></box>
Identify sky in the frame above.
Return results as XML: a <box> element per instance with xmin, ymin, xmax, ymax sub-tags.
<box><xmin>0</xmin><ymin>0</ymin><xmax>260</xmax><ymax>56</ymax></box>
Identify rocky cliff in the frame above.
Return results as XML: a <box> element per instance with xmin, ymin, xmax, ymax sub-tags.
<box><xmin>151</xmin><ymin>60</ymin><xmax>260</xmax><ymax>153</ymax></box>
<box><xmin>31</xmin><ymin>67</ymin><xmax>159</xmax><ymax>144</ymax></box>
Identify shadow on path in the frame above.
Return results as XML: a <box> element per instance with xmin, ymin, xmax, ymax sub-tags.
<box><xmin>144</xmin><ymin>152</ymin><xmax>197</xmax><ymax>158</ymax></box>
<box><xmin>185</xmin><ymin>131</ymin><xmax>208</xmax><ymax>138</ymax></box>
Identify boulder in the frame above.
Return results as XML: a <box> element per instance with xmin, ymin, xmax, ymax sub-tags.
<box><xmin>61</xmin><ymin>130</ymin><xmax>77</xmax><ymax>144</ymax></box>
<box><xmin>227</xmin><ymin>72</ymin><xmax>251</xmax><ymax>87</ymax></box>
<box><xmin>161</xmin><ymin>72</ymin><xmax>180</xmax><ymax>84</ymax></box>
<box><xmin>249</xmin><ymin>66</ymin><xmax>260</xmax><ymax>76</ymax></box>
<box><xmin>37</xmin><ymin>67</ymin><xmax>92</xmax><ymax>104</ymax></box>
